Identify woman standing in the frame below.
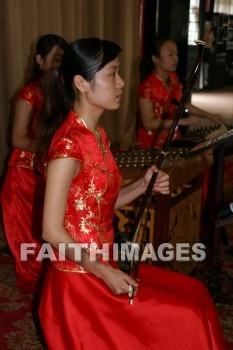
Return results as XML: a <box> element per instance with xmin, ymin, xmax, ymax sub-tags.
<box><xmin>38</xmin><ymin>38</ymin><xmax>226</xmax><ymax>349</ymax></box>
<box><xmin>0</xmin><ymin>34</ymin><xmax>67</xmax><ymax>293</ymax></box>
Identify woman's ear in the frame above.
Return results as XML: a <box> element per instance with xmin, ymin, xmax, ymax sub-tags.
<box><xmin>36</xmin><ymin>54</ymin><xmax>43</xmax><ymax>68</ymax></box>
<box><xmin>73</xmin><ymin>75</ymin><xmax>89</xmax><ymax>93</ymax></box>
<box><xmin>152</xmin><ymin>55</ymin><xmax>159</xmax><ymax>65</ymax></box>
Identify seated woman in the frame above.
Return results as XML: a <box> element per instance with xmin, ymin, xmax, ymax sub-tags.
<box><xmin>137</xmin><ymin>37</ymin><xmax>224</xmax><ymax>149</ymax></box>
<box><xmin>38</xmin><ymin>38</ymin><xmax>226</xmax><ymax>349</ymax></box>
<box><xmin>0</xmin><ymin>34</ymin><xmax>67</xmax><ymax>293</ymax></box>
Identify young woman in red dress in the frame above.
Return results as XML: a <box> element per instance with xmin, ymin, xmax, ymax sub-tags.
<box><xmin>38</xmin><ymin>38</ymin><xmax>226</xmax><ymax>349</ymax></box>
<box><xmin>0</xmin><ymin>34</ymin><xmax>67</xmax><ymax>293</ymax></box>
<box><xmin>137</xmin><ymin>37</ymin><xmax>224</xmax><ymax>148</ymax></box>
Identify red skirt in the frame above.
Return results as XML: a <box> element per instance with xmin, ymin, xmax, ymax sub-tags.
<box><xmin>39</xmin><ymin>263</ymin><xmax>226</xmax><ymax>350</ymax></box>
<box><xmin>0</xmin><ymin>166</ymin><xmax>48</xmax><ymax>293</ymax></box>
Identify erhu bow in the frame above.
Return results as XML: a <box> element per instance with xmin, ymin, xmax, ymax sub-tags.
<box><xmin>127</xmin><ymin>40</ymin><xmax>206</xmax><ymax>304</ymax></box>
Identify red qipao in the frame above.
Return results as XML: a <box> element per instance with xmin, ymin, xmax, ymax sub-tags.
<box><xmin>0</xmin><ymin>79</ymin><xmax>48</xmax><ymax>293</ymax></box>
<box><xmin>39</xmin><ymin>111</ymin><xmax>226</xmax><ymax>349</ymax></box>
<box><xmin>137</xmin><ymin>71</ymin><xmax>182</xmax><ymax>149</ymax></box>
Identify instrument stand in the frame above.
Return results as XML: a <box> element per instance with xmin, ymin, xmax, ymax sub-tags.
<box><xmin>205</xmin><ymin>145</ymin><xmax>233</xmax><ymax>305</ymax></box>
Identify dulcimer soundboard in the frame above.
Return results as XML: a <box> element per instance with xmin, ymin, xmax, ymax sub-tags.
<box><xmin>112</xmin><ymin>124</ymin><xmax>233</xmax><ymax>190</ymax></box>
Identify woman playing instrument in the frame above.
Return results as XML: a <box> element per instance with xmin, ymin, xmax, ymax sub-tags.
<box><xmin>137</xmin><ymin>37</ymin><xmax>225</xmax><ymax>148</ymax></box>
<box><xmin>38</xmin><ymin>38</ymin><xmax>226</xmax><ymax>349</ymax></box>
<box><xmin>0</xmin><ymin>34</ymin><xmax>68</xmax><ymax>293</ymax></box>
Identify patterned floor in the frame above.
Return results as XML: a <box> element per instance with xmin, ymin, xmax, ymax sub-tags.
<box><xmin>0</xmin><ymin>236</ymin><xmax>45</xmax><ymax>349</ymax></box>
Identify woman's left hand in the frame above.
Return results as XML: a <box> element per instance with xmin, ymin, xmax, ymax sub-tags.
<box><xmin>207</xmin><ymin>113</ymin><xmax>225</xmax><ymax>124</ymax></box>
<box><xmin>143</xmin><ymin>165</ymin><xmax>170</xmax><ymax>195</ymax></box>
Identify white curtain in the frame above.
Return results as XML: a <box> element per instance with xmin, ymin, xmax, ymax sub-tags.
<box><xmin>214</xmin><ymin>0</ymin><xmax>233</xmax><ymax>14</ymax></box>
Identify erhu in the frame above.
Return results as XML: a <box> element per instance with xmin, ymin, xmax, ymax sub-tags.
<box><xmin>115</xmin><ymin>40</ymin><xmax>206</xmax><ymax>305</ymax></box>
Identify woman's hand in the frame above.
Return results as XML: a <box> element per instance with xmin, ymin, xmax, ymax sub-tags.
<box><xmin>115</xmin><ymin>164</ymin><xmax>170</xmax><ymax>209</ymax></box>
<box><xmin>99</xmin><ymin>265</ymin><xmax>139</xmax><ymax>296</ymax></box>
<box><xmin>143</xmin><ymin>165</ymin><xmax>170</xmax><ymax>195</ymax></box>
<box><xmin>207</xmin><ymin>113</ymin><xmax>225</xmax><ymax>124</ymax></box>
<box><xmin>186</xmin><ymin>103</ymin><xmax>225</xmax><ymax>125</ymax></box>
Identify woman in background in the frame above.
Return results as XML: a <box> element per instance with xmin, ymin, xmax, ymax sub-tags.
<box><xmin>0</xmin><ymin>34</ymin><xmax>67</xmax><ymax>293</ymax></box>
<box><xmin>137</xmin><ymin>37</ymin><xmax>224</xmax><ymax>148</ymax></box>
<box><xmin>38</xmin><ymin>38</ymin><xmax>226</xmax><ymax>350</ymax></box>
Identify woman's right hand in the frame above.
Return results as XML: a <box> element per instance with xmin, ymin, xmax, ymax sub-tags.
<box><xmin>100</xmin><ymin>265</ymin><xmax>139</xmax><ymax>296</ymax></box>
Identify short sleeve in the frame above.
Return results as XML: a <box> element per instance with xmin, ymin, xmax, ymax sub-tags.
<box><xmin>138</xmin><ymin>80</ymin><xmax>153</xmax><ymax>100</ymax></box>
<box><xmin>17</xmin><ymin>85</ymin><xmax>36</xmax><ymax>105</ymax></box>
<box><xmin>46</xmin><ymin>136</ymin><xmax>83</xmax><ymax>165</ymax></box>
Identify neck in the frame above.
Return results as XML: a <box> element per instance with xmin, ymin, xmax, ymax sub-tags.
<box><xmin>73</xmin><ymin>100</ymin><xmax>101</xmax><ymax>132</ymax></box>
<box><xmin>79</xmin><ymin>116</ymin><xmax>96</xmax><ymax>132</ymax></box>
<box><xmin>154</xmin><ymin>69</ymin><xmax>170</xmax><ymax>84</ymax></box>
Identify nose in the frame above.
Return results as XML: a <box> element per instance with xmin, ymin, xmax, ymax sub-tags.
<box><xmin>117</xmin><ymin>74</ymin><xmax>125</xmax><ymax>89</ymax></box>
<box><xmin>174</xmin><ymin>55</ymin><xmax>178</xmax><ymax>64</ymax></box>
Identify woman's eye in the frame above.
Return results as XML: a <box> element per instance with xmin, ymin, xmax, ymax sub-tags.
<box><xmin>109</xmin><ymin>69</ymin><xmax>120</xmax><ymax>77</ymax></box>
<box><xmin>53</xmin><ymin>56</ymin><xmax>62</xmax><ymax>63</ymax></box>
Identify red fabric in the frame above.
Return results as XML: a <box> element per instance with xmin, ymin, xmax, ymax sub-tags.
<box><xmin>17</xmin><ymin>79</ymin><xmax>43</xmax><ymax>138</ymax></box>
<box><xmin>137</xmin><ymin>71</ymin><xmax>182</xmax><ymax>148</ymax></box>
<box><xmin>39</xmin><ymin>263</ymin><xmax>227</xmax><ymax>350</ymax></box>
<box><xmin>39</xmin><ymin>110</ymin><xmax>226</xmax><ymax>349</ymax></box>
<box><xmin>9</xmin><ymin>79</ymin><xmax>44</xmax><ymax>169</ymax></box>
<box><xmin>0</xmin><ymin>78</ymin><xmax>47</xmax><ymax>293</ymax></box>
<box><xmin>0</xmin><ymin>167</ymin><xmax>48</xmax><ymax>293</ymax></box>
<box><xmin>45</xmin><ymin>110</ymin><xmax>122</xmax><ymax>272</ymax></box>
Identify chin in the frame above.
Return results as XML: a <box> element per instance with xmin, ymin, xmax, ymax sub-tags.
<box><xmin>109</xmin><ymin>102</ymin><xmax>121</xmax><ymax>110</ymax></box>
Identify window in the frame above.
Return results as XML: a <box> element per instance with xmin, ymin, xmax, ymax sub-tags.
<box><xmin>214</xmin><ymin>0</ymin><xmax>233</xmax><ymax>14</ymax></box>
<box><xmin>188</xmin><ymin>0</ymin><xmax>200</xmax><ymax>45</ymax></box>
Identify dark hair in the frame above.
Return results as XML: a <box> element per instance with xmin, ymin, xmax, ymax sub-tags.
<box><xmin>38</xmin><ymin>37</ymin><xmax>122</xmax><ymax>157</ymax></box>
<box><xmin>27</xmin><ymin>34</ymin><xmax>68</xmax><ymax>83</ymax></box>
<box><xmin>140</xmin><ymin>37</ymin><xmax>176</xmax><ymax>81</ymax></box>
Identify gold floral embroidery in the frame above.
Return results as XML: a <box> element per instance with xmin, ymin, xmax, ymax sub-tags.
<box><xmin>80</xmin><ymin>211</ymin><xmax>94</xmax><ymax>234</ymax></box>
<box><xmin>64</xmin><ymin>219</ymin><xmax>76</xmax><ymax>238</ymax></box>
<box><xmin>62</xmin><ymin>137</ymin><xmax>73</xmax><ymax>150</ymax></box>
<box><xmin>74</xmin><ymin>197</ymin><xmax>86</xmax><ymax>211</ymax></box>
<box><xmin>87</xmin><ymin>178</ymin><xmax>97</xmax><ymax>194</ymax></box>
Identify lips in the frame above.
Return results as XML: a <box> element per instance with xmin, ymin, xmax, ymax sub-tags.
<box><xmin>116</xmin><ymin>94</ymin><xmax>122</xmax><ymax>101</ymax></box>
